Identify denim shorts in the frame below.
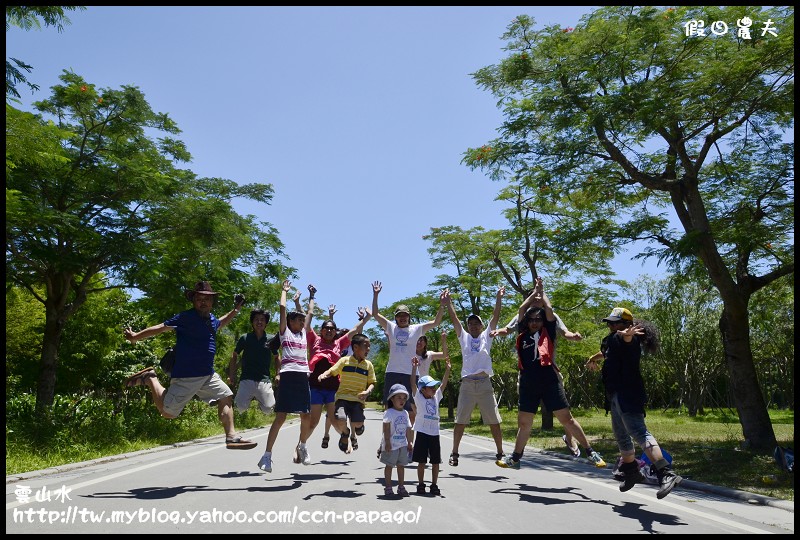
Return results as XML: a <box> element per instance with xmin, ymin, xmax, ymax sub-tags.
<box><xmin>608</xmin><ymin>392</ymin><xmax>658</xmax><ymax>453</ymax></box>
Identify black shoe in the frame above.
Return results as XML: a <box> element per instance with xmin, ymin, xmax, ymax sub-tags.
<box><xmin>656</xmin><ymin>467</ymin><xmax>683</xmax><ymax>499</ymax></box>
<box><xmin>416</xmin><ymin>483</ymin><xmax>426</xmax><ymax>494</ymax></box>
<box><xmin>429</xmin><ymin>484</ymin><xmax>441</xmax><ymax>496</ymax></box>
<box><xmin>618</xmin><ymin>460</ymin><xmax>644</xmax><ymax>492</ymax></box>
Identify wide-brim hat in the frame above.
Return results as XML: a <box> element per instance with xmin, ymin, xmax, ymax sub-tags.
<box><xmin>185</xmin><ymin>281</ymin><xmax>220</xmax><ymax>302</ymax></box>
<box><xmin>602</xmin><ymin>307</ymin><xmax>633</xmax><ymax>323</ymax></box>
<box><xmin>386</xmin><ymin>383</ymin><xmax>409</xmax><ymax>405</ymax></box>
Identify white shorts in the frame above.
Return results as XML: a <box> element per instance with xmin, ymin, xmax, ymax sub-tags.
<box><xmin>234</xmin><ymin>379</ymin><xmax>275</xmax><ymax>414</ymax></box>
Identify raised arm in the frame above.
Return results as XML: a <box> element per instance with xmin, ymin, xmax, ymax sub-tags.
<box><xmin>293</xmin><ymin>290</ymin><xmax>303</xmax><ymax>314</ymax></box>
<box><xmin>538</xmin><ymin>278</ymin><xmax>556</xmax><ymax>322</ymax></box>
<box><xmin>345</xmin><ymin>307</ymin><xmax>372</xmax><ymax>340</ymax></box>
<box><xmin>304</xmin><ymin>284</ymin><xmax>317</xmax><ymax>331</ymax></box>
<box><xmin>445</xmin><ymin>289</ymin><xmax>464</xmax><ymax>338</ymax></box>
<box><xmin>328</xmin><ymin>304</ymin><xmax>337</xmax><ymax>322</ymax></box>
<box><xmin>279</xmin><ymin>279</ymin><xmax>291</xmax><ymax>334</ymax></box>
<box><xmin>410</xmin><ymin>356</ymin><xmax>420</xmax><ymax>396</ymax></box>
<box><xmin>371</xmin><ymin>281</ymin><xmax>390</xmax><ymax>330</ymax></box>
<box><xmin>439</xmin><ymin>354</ymin><xmax>452</xmax><ymax>395</ymax></box>
<box><xmin>488</xmin><ymin>286</ymin><xmax>505</xmax><ymax>331</ymax></box>
<box><xmin>218</xmin><ymin>292</ymin><xmax>246</xmax><ymax>329</ymax></box>
<box><xmin>419</xmin><ymin>289</ymin><xmax>447</xmax><ymax>334</ymax></box>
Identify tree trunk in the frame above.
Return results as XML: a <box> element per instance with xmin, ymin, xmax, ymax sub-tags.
<box><xmin>540</xmin><ymin>401</ymin><xmax>554</xmax><ymax>430</ymax></box>
<box><xmin>35</xmin><ymin>310</ymin><xmax>66</xmax><ymax>413</ymax></box>
<box><xmin>719</xmin><ymin>307</ymin><xmax>777</xmax><ymax>450</ymax></box>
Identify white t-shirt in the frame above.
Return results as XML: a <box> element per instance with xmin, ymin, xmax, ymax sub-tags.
<box><xmin>416</xmin><ymin>353</ymin><xmax>434</xmax><ymax>377</ymax></box>
<box><xmin>384</xmin><ymin>321</ymin><xmax>425</xmax><ymax>375</ymax></box>
<box><xmin>458</xmin><ymin>327</ymin><xmax>494</xmax><ymax>378</ymax></box>
<box><xmin>413</xmin><ymin>388</ymin><xmax>443</xmax><ymax>436</ymax></box>
<box><xmin>279</xmin><ymin>326</ymin><xmax>308</xmax><ymax>373</ymax></box>
<box><xmin>382</xmin><ymin>407</ymin><xmax>412</xmax><ymax>451</ymax></box>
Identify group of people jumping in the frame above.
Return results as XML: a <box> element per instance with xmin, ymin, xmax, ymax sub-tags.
<box><xmin>123</xmin><ymin>277</ymin><xmax>682</xmax><ymax>500</ymax></box>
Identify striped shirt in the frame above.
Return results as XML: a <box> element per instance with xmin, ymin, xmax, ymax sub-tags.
<box><xmin>279</xmin><ymin>326</ymin><xmax>308</xmax><ymax>373</ymax></box>
<box><xmin>327</xmin><ymin>355</ymin><xmax>376</xmax><ymax>403</ymax></box>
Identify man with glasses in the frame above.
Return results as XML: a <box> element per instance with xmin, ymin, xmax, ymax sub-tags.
<box><xmin>496</xmin><ymin>277</ymin><xmax>604</xmax><ymax>470</ymax></box>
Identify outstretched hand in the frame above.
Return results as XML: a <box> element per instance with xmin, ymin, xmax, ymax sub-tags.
<box><xmin>372</xmin><ymin>281</ymin><xmax>382</xmax><ymax>294</ymax></box>
<box><xmin>234</xmin><ymin>293</ymin><xmax>246</xmax><ymax>308</ymax></box>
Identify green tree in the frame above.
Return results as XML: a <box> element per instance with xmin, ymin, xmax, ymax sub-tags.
<box><xmin>6</xmin><ymin>6</ymin><xmax>85</xmax><ymax>100</ymax></box>
<box><xmin>5</xmin><ymin>72</ymin><xmax>288</xmax><ymax>412</ymax></box>
<box><xmin>467</xmin><ymin>6</ymin><xmax>793</xmax><ymax>450</ymax></box>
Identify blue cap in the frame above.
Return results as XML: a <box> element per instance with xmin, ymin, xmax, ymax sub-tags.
<box><xmin>417</xmin><ymin>375</ymin><xmax>441</xmax><ymax>391</ymax></box>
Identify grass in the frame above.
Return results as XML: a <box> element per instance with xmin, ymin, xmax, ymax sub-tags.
<box><xmin>438</xmin><ymin>406</ymin><xmax>795</xmax><ymax>501</ymax></box>
<box><xmin>7</xmin><ymin>400</ymin><xmax>794</xmax><ymax>502</ymax></box>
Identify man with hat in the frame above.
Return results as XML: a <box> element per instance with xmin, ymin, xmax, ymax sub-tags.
<box><xmin>444</xmin><ymin>286</ymin><xmax>506</xmax><ymax>467</ymax></box>
<box><xmin>587</xmin><ymin>306</ymin><xmax>683</xmax><ymax>499</ymax></box>
<box><xmin>371</xmin><ymin>281</ymin><xmax>446</xmax><ymax>425</ymax></box>
<box><xmin>123</xmin><ymin>280</ymin><xmax>257</xmax><ymax>450</ymax></box>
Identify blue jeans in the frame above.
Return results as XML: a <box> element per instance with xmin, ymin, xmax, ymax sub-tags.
<box><xmin>609</xmin><ymin>393</ymin><xmax>658</xmax><ymax>454</ymax></box>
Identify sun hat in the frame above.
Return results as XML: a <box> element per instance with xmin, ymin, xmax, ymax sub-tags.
<box><xmin>417</xmin><ymin>375</ymin><xmax>441</xmax><ymax>392</ymax></box>
<box><xmin>394</xmin><ymin>305</ymin><xmax>411</xmax><ymax>317</ymax></box>
<box><xmin>386</xmin><ymin>383</ymin><xmax>409</xmax><ymax>405</ymax></box>
<box><xmin>185</xmin><ymin>281</ymin><xmax>219</xmax><ymax>302</ymax></box>
<box><xmin>602</xmin><ymin>307</ymin><xmax>634</xmax><ymax>323</ymax></box>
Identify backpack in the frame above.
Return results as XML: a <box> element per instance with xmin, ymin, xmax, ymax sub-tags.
<box><xmin>774</xmin><ymin>446</ymin><xmax>794</xmax><ymax>473</ymax></box>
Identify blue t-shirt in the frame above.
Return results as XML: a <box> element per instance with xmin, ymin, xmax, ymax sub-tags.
<box><xmin>164</xmin><ymin>309</ymin><xmax>220</xmax><ymax>378</ymax></box>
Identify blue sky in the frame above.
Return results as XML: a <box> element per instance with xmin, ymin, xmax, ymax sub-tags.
<box><xmin>7</xmin><ymin>6</ymin><xmax>667</xmax><ymax>329</ymax></box>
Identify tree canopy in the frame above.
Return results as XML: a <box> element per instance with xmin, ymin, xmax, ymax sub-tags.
<box><xmin>465</xmin><ymin>6</ymin><xmax>794</xmax><ymax>449</ymax></box>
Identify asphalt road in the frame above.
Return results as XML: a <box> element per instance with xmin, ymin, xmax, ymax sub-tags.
<box><xmin>6</xmin><ymin>408</ymin><xmax>794</xmax><ymax>534</ymax></box>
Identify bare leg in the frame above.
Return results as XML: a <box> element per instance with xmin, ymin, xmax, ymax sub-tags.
<box><xmin>266</xmin><ymin>412</ymin><xmax>287</xmax><ymax>452</ymax></box>
<box><xmin>555</xmin><ymin>408</ymin><xmax>591</xmax><ymax>449</ymax></box>
<box><xmin>452</xmin><ymin>423</ymin><xmax>467</xmax><ymax>455</ymax></box>
<box><xmin>217</xmin><ymin>396</ymin><xmax>235</xmax><ymax>439</ymax></box>
<box><xmin>143</xmin><ymin>376</ymin><xmax>176</xmax><ymax>419</ymax></box>
<box><xmin>513</xmin><ymin>412</ymin><xmax>535</xmax><ymax>454</ymax></box>
<box><xmin>384</xmin><ymin>466</ymin><xmax>393</xmax><ymax>488</ymax></box>
<box><xmin>489</xmin><ymin>423</ymin><xmax>504</xmax><ymax>454</ymax></box>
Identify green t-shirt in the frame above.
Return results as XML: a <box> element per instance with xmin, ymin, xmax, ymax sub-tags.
<box><xmin>235</xmin><ymin>332</ymin><xmax>272</xmax><ymax>382</ymax></box>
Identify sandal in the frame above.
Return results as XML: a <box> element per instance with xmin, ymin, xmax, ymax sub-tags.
<box><xmin>449</xmin><ymin>453</ymin><xmax>459</xmax><ymax>467</ymax></box>
<box><xmin>321</xmin><ymin>435</ymin><xmax>330</xmax><ymax>449</ymax></box>
<box><xmin>338</xmin><ymin>430</ymin><xmax>351</xmax><ymax>453</ymax></box>
<box><xmin>124</xmin><ymin>367</ymin><xmax>155</xmax><ymax>388</ymax></box>
<box><xmin>350</xmin><ymin>434</ymin><xmax>359</xmax><ymax>451</ymax></box>
<box><xmin>226</xmin><ymin>435</ymin><xmax>257</xmax><ymax>450</ymax></box>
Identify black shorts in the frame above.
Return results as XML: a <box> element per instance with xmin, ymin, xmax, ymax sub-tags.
<box><xmin>518</xmin><ymin>372</ymin><xmax>570</xmax><ymax>414</ymax></box>
<box><xmin>411</xmin><ymin>431</ymin><xmax>442</xmax><ymax>464</ymax></box>
<box><xmin>334</xmin><ymin>399</ymin><xmax>366</xmax><ymax>423</ymax></box>
<box><xmin>275</xmin><ymin>371</ymin><xmax>310</xmax><ymax>414</ymax></box>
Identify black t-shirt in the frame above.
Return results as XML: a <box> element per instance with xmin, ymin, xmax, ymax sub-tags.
<box><xmin>601</xmin><ymin>332</ymin><xmax>647</xmax><ymax>413</ymax></box>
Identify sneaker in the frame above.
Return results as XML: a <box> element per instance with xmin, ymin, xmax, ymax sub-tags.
<box><xmin>384</xmin><ymin>486</ymin><xmax>394</xmax><ymax>497</ymax></box>
<box><xmin>562</xmin><ymin>434</ymin><xmax>581</xmax><ymax>458</ymax></box>
<box><xmin>416</xmin><ymin>483</ymin><xmax>426</xmax><ymax>494</ymax></box>
<box><xmin>496</xmin><ymin>456</ymin><xmax>520</xmax><ymax>469</ymax></box>
<box><xmin>429</xmin><ymin>484</ymin><xmax>441</xmax><ymax>496</ymax></box>
<box><xmin>397</xmin><ymin>485</ymin><xmax>409</xmax><ymax>497</ymax></box>
<box><xmin>588</xmin><ymin>450</ymin><xmax>607</xmax><ymax>468</ymax></box>
<box><xmin>656</xmin><ymin>468</ymin><xmax>683</xmax><ymax>499</ymax></box>
<box><xmin>299</xmin><ymin>444</ymin><xmax>311</xmax><ymax>466</ymax></box>
<box><xmin>257</xmin><ymin>452</ymin><xmax>272</xmax><ymax>473</ymax></box>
